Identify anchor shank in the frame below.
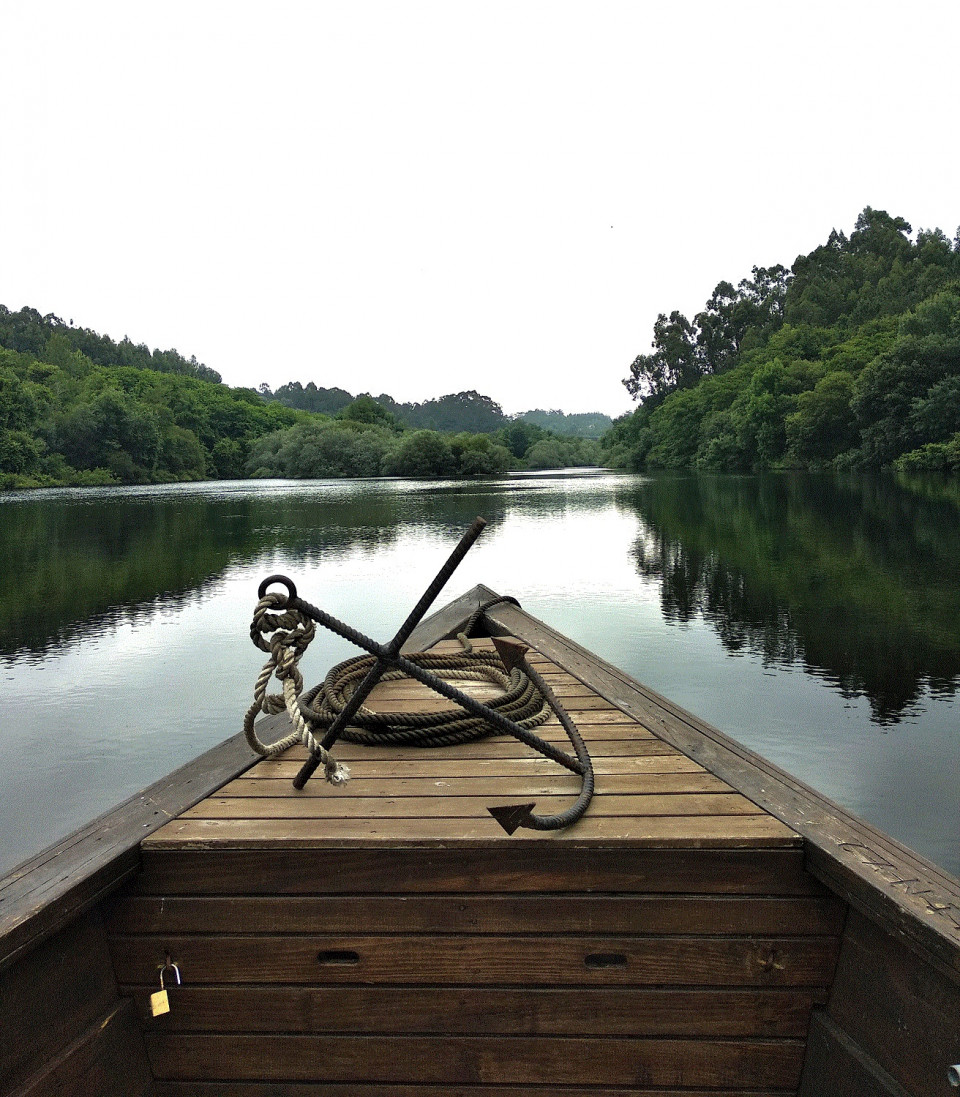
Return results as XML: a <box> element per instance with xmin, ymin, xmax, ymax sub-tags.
<box><xmin>387</xmin><ymin>515</ymin><xmax>488</xmax><ymax>657</ymax></box>
<box><xmin>292</xmin><ymin>655</ymin><xmax>392</xmax><ymax>789</ymax></box>
<box><xmin>288</xmin><ymin>600</ymin><xmax>389</xmax><ymax>661</ymax></box>
<box><xmin>291</xmin><ymin>516</ymin><xmax>488</xmax><ymax>789</ymax></box>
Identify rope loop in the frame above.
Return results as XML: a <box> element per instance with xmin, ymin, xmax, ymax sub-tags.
<box><xmin>243</xmin><ymin>593</ymin><xmax>344</xmax><ymax>780</ymax></box>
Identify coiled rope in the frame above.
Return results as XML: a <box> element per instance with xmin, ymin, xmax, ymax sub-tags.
<box><xmin>243</xmin><ymin>592</ymin><xmax>551</xmax><ymax>784</ymax></box>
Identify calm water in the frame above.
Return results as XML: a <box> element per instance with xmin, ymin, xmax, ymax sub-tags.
<box><xmin>1</xmin><ymin>471</ymin><xmax>958</xmax><ymax>877</ymax></box>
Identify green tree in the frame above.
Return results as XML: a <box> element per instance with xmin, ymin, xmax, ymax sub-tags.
<box><xmin>382</xmin><ymin>430</ymin><xmax>457</xmax><ymax>477</ymax></box>
<box><xmin>786</xmin><ymin>371</ymin><xmax>857</xmax><ymax>464</ymax></box>
<box><xmin>337</xmin><ymin>394</ymin><xmax>399</xmax><ymax>429</ymax></box>
<box><xmin>160</xmin><ymin>425</ymin><xmax>208</xmax><ymax>479</ymax></box>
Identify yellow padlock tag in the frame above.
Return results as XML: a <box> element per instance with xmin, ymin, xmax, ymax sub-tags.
<box><xmin>151</xmin><ymin>959</ymin><xmax>180</xmax><ymax>1017</ymax></box>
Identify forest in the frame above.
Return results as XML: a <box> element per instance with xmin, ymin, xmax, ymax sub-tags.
<box><xmin>607</xmin><ymin>207</ymin><xmax>960</xmax><ymax>473</ymax></box>
<box><xmin>0</xmin><ymin>308</ymin><xmax>604</xmax><ymax>488</ymax></box>
<box><xmin>3</xmin><ymin>206</ymin><xmax>958</xmax><ymax>489</ymax></box>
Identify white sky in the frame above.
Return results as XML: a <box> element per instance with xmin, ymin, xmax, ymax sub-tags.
<box><xmin>3</xmin><ymin>1</ymin><xmax>958</xmax><ymax>417</ymax></box>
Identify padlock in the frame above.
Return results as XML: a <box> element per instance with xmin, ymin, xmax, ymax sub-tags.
<box><xmin>150</xmin><ymin>960</ymin><xmax>181</xmax><ymax>1017</ymax></box>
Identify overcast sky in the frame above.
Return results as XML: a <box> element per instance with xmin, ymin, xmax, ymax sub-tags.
<box><xmin>3</xmin><ymin>1</ymin><xmax>958</xmax><ymax>417</ymax></box>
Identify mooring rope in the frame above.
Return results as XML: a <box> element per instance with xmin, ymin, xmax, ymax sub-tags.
<box><xmin>243</xmin><ymin>592</ymin><xmax>551</xmax><ymax>784</ymax></box>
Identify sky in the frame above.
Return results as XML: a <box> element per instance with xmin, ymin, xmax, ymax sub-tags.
<box><xmin>3</xmin><ymin>1</ymin><xmax>959</xmax><ymax>418</ymax></box>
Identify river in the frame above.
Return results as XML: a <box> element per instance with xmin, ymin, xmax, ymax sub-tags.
<box><xmin>1</xmin><ymin>470</ymin><xmax>958</xmax><ymax>877</ymax></box>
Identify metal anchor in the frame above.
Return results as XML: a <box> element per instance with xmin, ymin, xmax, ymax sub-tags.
<box><xmin>258</xmin><ymin>516</ymin><xmax>594</xmax><ymax>832</ymax></box>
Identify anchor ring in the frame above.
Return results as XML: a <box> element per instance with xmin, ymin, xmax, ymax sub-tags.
<box><xmin>258</xmin><ymin>574</ymin><xmax>298</xmax><ymax>601</ymax></box>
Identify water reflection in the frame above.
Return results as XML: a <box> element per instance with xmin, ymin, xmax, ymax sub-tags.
<box><xmin>0</xmin><ymin>480</ymin><xmax>505</xmax><ymax>658</ymax></box>
<box><xmin>0</xmin><ymin>476</ymin><xmax>626</xmax><ymax>658</ymax></box>
<box><xmin>616</xmin><ymin>473</ymin><xmax>960</xmax><ymax>724</ymax></box>
<box><xmin>1</xmin><ymin>472</ymin><xmax>957</xmax><ymax>877</ymax></box>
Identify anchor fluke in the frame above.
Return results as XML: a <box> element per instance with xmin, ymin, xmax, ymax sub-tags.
<box><xmin>487</xmin><ymin>802</ymin><xmax>536</xmax><ymax>835</ymax></box>
<box><xmin>492</xmin><ymin>636</ymin><xmax>529</xmax><ymax>672</ymax></box>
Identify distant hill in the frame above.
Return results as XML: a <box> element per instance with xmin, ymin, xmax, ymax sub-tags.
<box><xmin>0</xmin><ymin>305</ymin><xmax>221</xmax><ymax>382</ymax></box>
<box><xmin>516</xmin><ymin>409</ymin><xmax>613</xmax><ymax>438</ymax></box>
<box><xmin>0</xmin><ymin>309</ymin><xmax>606</xmax><ymax>489</ymax></box>
<box><xmin>265</xmin><ymin>384</ymin><xmax>611</xmax><ymax>437</ymax></box>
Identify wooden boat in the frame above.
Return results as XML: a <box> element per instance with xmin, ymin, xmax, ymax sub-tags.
<box><xmin>2</xmin><ymin>583</ymin><xmax>959</xmax><ymax>1096</ymax></box>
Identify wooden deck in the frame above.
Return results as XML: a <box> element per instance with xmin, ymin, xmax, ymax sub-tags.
<box><xmin>145</xmin><ymin>638</ymin><xmax>799</xmax><ymax>850</ymax></box>
<box><xmin>107</xmin><ymin>633</ymin><xmax>843</xmax><ymax>1095</ymax></box>
<box><xmin>5</xmin><ymin>586</ymin><xmax>959</xmax><ymax>1097</ymax></box>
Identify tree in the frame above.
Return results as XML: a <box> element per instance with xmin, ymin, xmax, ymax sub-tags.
<box><xmin>336</xmin><ymin>394</ymin><xmax>399</xmax><ymax>429</ymax></box>
<box><xmin>382</xmin><ymin>430</ymin><xmax>457</xmax><ymax>477</ymax></box>
<box><xmin>624</xmin><ymin>310</ymin><xmax>701</xmax><ymax>402</ymax></box>
<box><xmin>786</xmin><ymin>371</ymin><xmax>857</xmax><ymax>464</ymax></box>
<box><xmin>625</xmin><ymin>268</ymin><xmax>792</xmax><ymax>404</ymax></box>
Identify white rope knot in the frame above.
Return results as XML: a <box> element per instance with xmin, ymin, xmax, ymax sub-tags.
<box><xmin>243</xmin><ymin>592</ymin><xmax>348</xmax><ymax>785</ymax></box>
<box><xmin>325</xmin><ymin>760</ymin><xmax>351</xmax><ymax>786</ymax></box>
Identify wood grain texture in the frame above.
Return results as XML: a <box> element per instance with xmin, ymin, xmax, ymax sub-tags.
<box><xmin>468</xmin><ymin>587</ymin><xmax>960</xmax><ymax>978</ymax></box>
<box><xmin>0</xmin><ymin>912</ymin><xmax>117</xmax><ymax>1092</ymax></box>
<box><xmin>145</xmin><ymin>812</ymin><xmax>798</xmax><ymax>847</ymax></box>
<box><xmin>143</xmin><ymin>640</ymin><xmax>797</xmax><ymax>851</ymax></box>
<box><xmin>179</xmin><ymin>792</ymin><xmax>766</xmax><ymax>819</ymax></box>
<box><xmin>111</xmin><ymin>932</ymin><xmax>839</xmax><ymax>988</ymax></box>
<box><xmin>153</xmin><ymin>1086</ymin><xmax>792</xmax><ymax>1097</ymax></box>
<box><xmin>131</xmin><ymin>845</ymin><xmax>825</xmax><ymax>895</ymax></box>
<box><xmin>798</xmin><ymin>1012</ymin><xmax>912</xmax><ymax>1097</ymax></box>
<box><xmin>144</xmin><ymin>1033</ymin><xmax>805</xmax><ymax>1088</ymax></box>
<box><xmin>9</xmin><ymin>1000</ymin><xmax>153</xmax><ymax>1097</ymax></box>
<box><xmin>107</xmin><ymin>892</ymin><xmax>846</xmax><ymax>937</ymax></box>
<box><xmin>0</xmin><ymin>912</ymin><xmax>153</xmax><ymax>1097</ymax></box>
<box><xmin>121</xmin><ymin>984</ymin><xmax>820</xmax><ymax>1037</ymax></box>
<box><xmin>818</xmin><ymin>908</ymin><xmax>960</xmax><ymax>1097</ymax></box>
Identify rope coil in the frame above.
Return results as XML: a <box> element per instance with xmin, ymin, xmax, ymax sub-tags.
<box><xmin>244</xmin><ymin>592</ymin><xmax>551</xmax><ymax>783</ymax></box>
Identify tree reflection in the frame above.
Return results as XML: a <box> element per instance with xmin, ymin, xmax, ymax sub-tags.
<box><xmin>0</xmin><ymin>484</ymin><xmax>508</xmax><ymax>657</ymax></box>
<box><xmin>619</xmin><ymin>473</ymin><xmax>960</xmax><ymax>723</ymax></box>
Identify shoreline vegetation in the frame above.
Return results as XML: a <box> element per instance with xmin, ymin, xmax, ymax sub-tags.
<box><xmin>0</xmin><ymin>308</ymin><xmax>610</xmax><ymax>490</ymax></box>
<box><xmin>2</xmin><ymin>207</ymin><xmax>958</xmax><ymax>491</ymax></box>
<box><xmin>609</xmin><ymin>207</ymin><xmax>960</xmax><ymax>475</ymax></box>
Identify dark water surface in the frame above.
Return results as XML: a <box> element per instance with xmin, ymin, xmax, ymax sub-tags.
<box><xmin>1</xmin><ymin>471</ymin><xmax>958</xmax><ymax>876</ymax></box>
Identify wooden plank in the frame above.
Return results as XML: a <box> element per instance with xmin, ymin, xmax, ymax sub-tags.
<box><xmin>824</xmin><ymin>908</ymin><xmax>960</xmax><ymax>1097</ymax></box>
<box><xmin>9</xmin><ymin>999</ymin><xmax>153</xmax><ymax>1097</ymax></box>
<box><xmin>805</xmin><ymin>840</ymin><xmax>960</xmax><ymax>980</ymax></box>
<box><xmin>107</xmin><ymin>893</ymin><xmax>845</xmax><ymax>937</ymax></box>
<box><xmin>0</xmin><ymin>728</ymin><xmax>262</xmax><ymax>972</ymax></box>
<box><xmin>364</xmin><ymin>672</ymin><xmax>597</xmax><ymax>695</ymax></box>
<box><xmin>314</xmin><ymin>721</ymin><xmax>659</xmax><ymax>742</ymax></box>
<box><xmin>320</xmin><ymin>730</ymin><xmax>663</xmax><ymax>759</ymax></box>
<box><xmin>110</xmin><ymin>932</ymin><xmax>839</xmax><ymax>988</ymax></box>
<box><xmin>153</xmin><ymin>1087</ymin><xmax>789</xmax><ymax>1097</ymax></box>
<box><xmin>216</xmin><ymin>771</ymin><xmax>735</xmax><ymax>797</ymax></box>
<box><xmin>122</xmin><ymin>984</ymin><xmax>819</xmax><ymax>1037</ymax></box>
<box><xmin>359</xmin><ymin>686</ymin><xmax>603</xmax><ymax>710</ymax></box>
<box><xmin>310</xmin><ymin>737</ymin><xmax>671</xmax><ymax>763</ymax></box>
<box><xmin>240</xmin><ymin>751</ymin><xmax>704</xmax><ymax>782</ymax></box>
<box><xmin>143</xmin><ymin>812</ymin><xmax>799</xmax><ymax>847</ymax></box>
<box><xmin>466</xmin><ymin>587</ymin><xmax>960</xmax><ymax>977</ymax></box>
<box><xmin>154</xmin><ymin>1086</ymin><xmax>790</xmax><ymax>1097</ymax></box>
<box><xmin>144</xmin><ymin>1033</ymin><xmax>805</xmax><ymax>1088</ymax></box>
<box><xmin>0</xmin><ymin>912</ymin><xmax>117</xmax><ymax>1093</ymax></box>
<box><xmin>798</xmin><ymin>1012</ymin><xmax>912</xmax><ymax>1097</ymax></box>
<box><xmin>179</xmin><ymin>792</ymin><xmax>766</xmax><ymax>820</ymax></box>
<box><xmin>132</xmin><ymin>845</ymin><xmax>825</xmax><ymax>895</ymax></box>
